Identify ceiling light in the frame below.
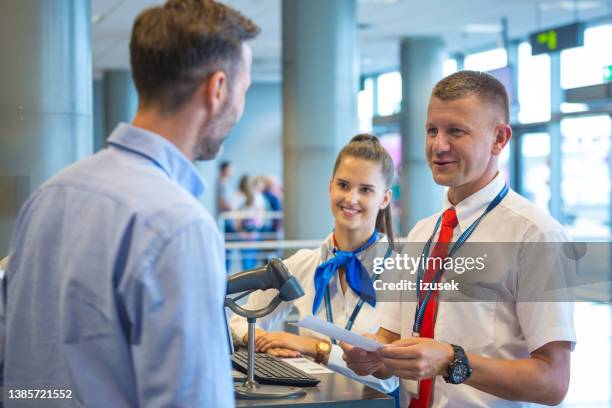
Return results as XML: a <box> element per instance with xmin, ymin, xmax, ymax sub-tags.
<box><xmin>463</xmin><ymin>23</ymin><xmax>502</xmax><ymax>34</ymax></box>
<box><xmin>539</xmin><ymin>1</ymin><xmax>603</xmax><ymax>11</ymax></box>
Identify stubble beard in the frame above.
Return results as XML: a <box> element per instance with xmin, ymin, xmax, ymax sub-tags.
<box><xmin>193</xmin><ymin>98</ymin><xmax>237</xmax><ymax>161</ymax></box>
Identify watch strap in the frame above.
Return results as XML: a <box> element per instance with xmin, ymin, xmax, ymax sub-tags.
<box><xmin>314</xmin><ymin>341</ymin><xmax>331</xmax><ymax>364</ymax></box>
<box><xmin>444</xmin><ymin>344</ymin><xmax>472</xmax><ymax>384</ymax></box>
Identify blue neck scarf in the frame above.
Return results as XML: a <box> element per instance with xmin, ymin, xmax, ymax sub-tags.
<box><xmin>312</xmin><ymin>230</ymin><xmax>378</xmax><ymax>315</ymax></box>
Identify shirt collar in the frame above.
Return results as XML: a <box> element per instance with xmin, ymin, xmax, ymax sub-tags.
<box><xmin>320</xmin><ymin>233</ymin><xmax>335</xmax><ymax>260</ymax></box>
<box><xmin>319</xmin><ymin>232</ymin><xmax>386</xmax><ymax>261</ymax></box>
<box><xmin>107</xmin><ymin>123</ymin><xmax>206</xmax><ymax>198</ymax></box>
<box><xmin>442</xmin><ymin>172</ymin><xmax>507</xmax><ymax>233</ymax></box>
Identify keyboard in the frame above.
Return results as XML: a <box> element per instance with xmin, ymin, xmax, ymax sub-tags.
<box><xmin>231</xmin><ymin>351</ymin><xmax>321</xmax><ymax>387</ymax></box>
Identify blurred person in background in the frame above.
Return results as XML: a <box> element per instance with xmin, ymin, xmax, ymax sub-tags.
<box><xmin>257</xmin><ymin>175</ymin><xmax>283</xmax><ymax>238</ymax></box>
<box><xmin>216</xmin><ymin>160</ymin><xmax>234</xmax><ymax>218</ymax></box>
<box><xmin>233</xmin><ymin>174</ymin><xmax>265</xmax><ymax>269</ymax></box>
<box><xmin>217</xmin><ymin>160</ymin><xmax>235</xmax><ymax>272</ymax></box>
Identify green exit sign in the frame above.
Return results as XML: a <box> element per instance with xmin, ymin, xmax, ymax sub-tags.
<box><xmin>604</xmin><ymin>65</ymin><xmax>612</xmax><ymax>82</ymax></box>
<box><xmin>529</xmin><ymin>22</ymin><xmax>584</xmax><ymax>55</ymax></box>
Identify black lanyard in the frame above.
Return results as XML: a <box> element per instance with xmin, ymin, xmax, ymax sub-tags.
<box><xmin>325</xmin><ymin>243</ymin><xmax>392</xmax><ymax>345</ymax></box>
<box><xmin>412</xmin><ymin>184</ymin><xmax>509</xmax><ymax>335</ymax></box>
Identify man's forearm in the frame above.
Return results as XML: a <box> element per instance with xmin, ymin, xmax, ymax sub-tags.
<box><xmin>466</xmin><ymin>351</ymin><xmax>569</xmax><ymax>406</ymax></box>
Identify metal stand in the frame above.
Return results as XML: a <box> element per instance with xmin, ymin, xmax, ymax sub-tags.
<box><xmin>233</xmin><ymin>317</ymin><xmax>305</xmax><ymax>399</ymax></box>
<box><xmin>225</xmin><ymin>260</ymin><xmax>307</xmax><ymax>399</ymax></box>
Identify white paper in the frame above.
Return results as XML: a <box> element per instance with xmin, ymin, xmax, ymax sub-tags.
<box><xmin>295</xmin><ymin>316</ymin><xmax>384</xmax><ymax>351</ymax></box>
<box><xmin>281</xmin><ymin>357</ymin><xmax>333</xmax><ymax>374</ymax></box>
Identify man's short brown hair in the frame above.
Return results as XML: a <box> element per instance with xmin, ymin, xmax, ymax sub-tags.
<box><xmin>432</xmin><ymin>70</ymin><xmax>510</xmax><ymax>123</ymax></box>
<box><xmin>130</xmin><ymin>0</ymin><xmax>260</xmax><ymax>112</ymax></box>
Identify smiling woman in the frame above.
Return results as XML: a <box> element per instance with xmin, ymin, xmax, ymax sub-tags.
<box><xmin>229</xmin><ymin>134</ymin><xmax>400</xmax><ymax>397</ymax></box>
<box><xmin>331</xmin><ymin>134</ymin><xmax>396</xmax><ymax>247</ymax></box>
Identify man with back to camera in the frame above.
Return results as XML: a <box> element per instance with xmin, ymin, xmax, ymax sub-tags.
<box><xmin>2</xmin><ymin>1</ymin><xmax>259</xmax><ymax>406</ymax></box>
<box><xmin>341</xmin><ymin>71</ymin><xmax>575</xmax><ymax>407</ymax></box>
<box><xmin>216</xmin><ymin>160</ymin><xmax>234</xmax><ymax>218</ymax></box>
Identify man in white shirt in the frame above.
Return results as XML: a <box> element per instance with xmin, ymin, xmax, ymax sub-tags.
<box><xmin>341</xmin><ymin>71</ymin><xmax>575</xmax><ymax>407</ymax></box>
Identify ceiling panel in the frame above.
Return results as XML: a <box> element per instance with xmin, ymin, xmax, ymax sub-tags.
<box><xmin>91</xmin><ymin>0</ymin><xmax>612</xmax><ymax>80</ymax></box>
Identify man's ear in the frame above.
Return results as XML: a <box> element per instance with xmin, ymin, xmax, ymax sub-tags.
<box><xmin>492</xmin><ymin>123</ymin><xmax>512</xmax><ymax>155</ymax></box>
<box><xmin>200</xmin><ymin>70</ymin><xmax>228</xmax><ymax>113</ymax></box>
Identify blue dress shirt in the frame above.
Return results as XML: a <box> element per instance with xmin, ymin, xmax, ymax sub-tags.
<box><xmin>2</xmin><ymin>123</ymin><xmax>234</xmax><ymax>407</ymax></box>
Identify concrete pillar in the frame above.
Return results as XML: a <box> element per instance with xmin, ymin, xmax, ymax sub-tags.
<box><xmin>282</xmin><ymin>0</ymin><xmax>358</xmax><ymax>240</ymax></box>
<box><xmin>103</xmin><ymin>70</ymin><xmax>137</xmax><ymax>138</ymax></box>
<box><xmin>399</xmin><ymin>37</ymin><xmax>446</xmax><ymax>234</ymax></box>
<box><xmin>0</xmin><ymin>0</ymin><xmax>92</xmax><ymax>255</ymax></box>
<box><xmin>93</xmin><ymin>77</ymin><xmax>106</xmax><ymax>152</ymax></box>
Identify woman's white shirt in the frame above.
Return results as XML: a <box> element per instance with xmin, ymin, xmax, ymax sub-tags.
<box><xmin>232</xmin><ymin>191</ymin><xmax>265</xmax><ymax>212</ymax></box>
<box><xmin>228</xmin><ymin>234</ymin><xmax>398</xmax><ymax>394</ymax></box>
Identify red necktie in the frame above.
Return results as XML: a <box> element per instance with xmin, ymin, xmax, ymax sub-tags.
<box><xmin>409</xmin><ymin>208</ymin><xmax>458</xmax><ymax>408</ymax></box>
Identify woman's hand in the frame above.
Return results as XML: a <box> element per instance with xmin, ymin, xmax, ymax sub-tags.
<box><xmin>255</xmin><ymin>332</ymin><xmax>320</xmax><ymax>357</ymax></box>
<box><xmin>241</xmin><ymin>329</ymin><xmax>301</xmax><ymax>357</ymax></box>
<box><xmin>266</xmin><ymin>347</ymin><xmax>302</xmax><ymax>358</ymax></box>
<box><xmin>340</xmin><ymin>333</ymin><xmax>387</xmax><ymax>377</ymax></box>
<box><xmin>242</xmin><ymin>328</ymin><xmax>268</xmax><ymax>346</ymax></box>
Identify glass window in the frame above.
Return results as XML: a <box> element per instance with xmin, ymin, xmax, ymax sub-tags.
<box><xmin>564</xmin><ymin>303</ymin><xmax>612</xmax><ymax>406</ymax></box>
<box><xmin>560</xmin><ymin>102</ymin><xmax>589</xmax><ymax>114</ymax></box>
<box><xmin>520</xmin><ymin>132</ymin><xmax>551</xmax><ymax>211</ymax></box>
<box><xmin>499</xmin><ymin>140</ymin><xmax>512</xmax><ymax>186</ymax></box>
<box><xmin>561</xmin><ymin>114</ymin><xmax>611</xmax><ymax>238</ymax></box>
<box><xmin>464</xmin><ymin>48</ymin><xmax>508</xmax><ymax>72</ymax></box>
<box><xmin>379</xmin><ymin>133</ymin><xmax>402</xmax><ymax>171</ymax></box>
<box><xmin>518</xmin><ymin>42</ymin><xmax>551</xmax><ymax>123</ymax></box>
<box><xmin>443</xmin><ymin>59</ymin><xmax>458</xmax><ymax>76</ymax></box>
<box><xmin>561</xmin><ymin>24</ymin><xmax>612</xmax><ymax>89</ymax></box>
<box><xmin>377</xmin><ymin>71</ymin><xmax>402</xmax><ymax>116</ymax></box>
<box><xmin>379</xmin><ymin>133</ymin><xmax>402</xmax><ymax>234</ymax></box>
<box><xmin>358</xmin><ymin>78</ymin><xmax>374</xmax><ymax>133</ymax></box>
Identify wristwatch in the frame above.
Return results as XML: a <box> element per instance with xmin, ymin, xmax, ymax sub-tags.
<box><xmin>444</xmin><ymin>344</ymin><xmax>472</xmax><ymax>384</ymax></box>
<box><xmin>314</xmin><ymin>341</ymin><xmax>331</xmax><ymax>364</ymax></box>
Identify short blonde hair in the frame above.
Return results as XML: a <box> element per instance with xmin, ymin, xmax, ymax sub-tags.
<box><xmin>432</xmin><ymin>70</ymin><xmax>509</xmax><ymax>123</ymax></box>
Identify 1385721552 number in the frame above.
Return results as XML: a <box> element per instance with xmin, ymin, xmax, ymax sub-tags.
<box><xmin>8</xmin><ymin>389</ymin><xmax>73</xmax><ymax>399</ymax></box>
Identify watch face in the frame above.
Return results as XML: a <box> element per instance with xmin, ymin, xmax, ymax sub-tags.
<box><xmin>451</xmin><ymin>364</ymin><xmax>467</xmax><ymax>383</ymax></box>
<box><xmin>318</xmin><ymin>342</ymin><xmax>331</xmax><ymax>353</ymax></box>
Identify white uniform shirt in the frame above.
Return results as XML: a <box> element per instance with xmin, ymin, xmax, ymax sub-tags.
<box><xmin>380</xmin><ymin>173</ymin><xmax>576</xmax><ymax>407</ymax></box>
<box><xmin>229</xmin><ymin>234</ymin><xmax>399</xmax><ymax>394</ymax></box>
